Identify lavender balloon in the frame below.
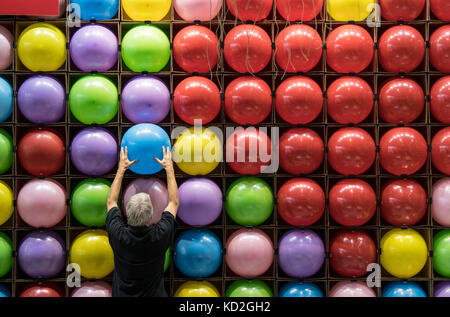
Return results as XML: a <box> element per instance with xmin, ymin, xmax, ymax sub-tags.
<box><xmin>434</xmin><ymin>281</ymin><xmax>450</xmax><ymax>297</ymax></box>
<box><xmin>71</xmin><ymin>281</ymin><xmax>112</xmax><ymax>297</ymax></box>
<box><xmin>121</xmin><ymin>76</ymin><xmax>170</xmax><ymax>123</ymax></box>
<box><xmin>278</xmin><ymin>229</ymin><xmax>325</xmax><ymax>278</ymax></box>
<box><xmin>432</xmin><ymin>177</ymin><xmax>450</xmax><ymax>226</ymax></box>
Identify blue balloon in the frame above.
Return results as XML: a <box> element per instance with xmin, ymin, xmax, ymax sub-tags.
<box><xmin>121</xmin><ymin>124</ymin><xmax>171</xmax><ymax>175</ymax></box>
<box><xmin>174</xmin><ymin>229</ymin><xmax>222</xmax><ymax>278</ymax></box>
<box><xmin>0</xmin><ymin>284</ymin><xmax>11</xmax><ymax>297</ymax></box>
<box><xmin>70</xmin><ymin>0</ymin><xmax>119</xmax><ymax>20</ymax></box>
<box><xmin>382</xmin><ymin>281</ymin><xmax>427</xmax><ymax>297</ymax></box>
<box><xmin>278</xmin><ymin>282</ymin><xmax>324</xmax><ymax>297</ymax></box>
<box><xmin>0</xmin><ymin>77</ymin><xmax>12</xmax><ymax>122</ymax></box>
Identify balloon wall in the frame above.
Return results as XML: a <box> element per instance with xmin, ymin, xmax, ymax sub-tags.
<box><xmin>0</xmin><ymin>0</ymin><xmax>448</xmax><ymax>298</ymax></box>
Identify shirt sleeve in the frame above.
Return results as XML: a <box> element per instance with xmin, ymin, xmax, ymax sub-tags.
<box><xmin>106</xmin><ymin>207</ymin><xmax>125</xmax><ymax>238</ymax></box>
<box><xmin>154</xmin><ymin>211</ymin><xmax>175</xmax><ymax>248</ymax></box>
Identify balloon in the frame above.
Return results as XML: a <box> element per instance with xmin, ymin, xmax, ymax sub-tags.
<box><xmin>329</xmin><ymin>281</ymin><xmax>376</xmax><ymax>297</ymax></box>
<box><xmin>327</xmin><ymin>127</ymin><xmax>375</xmax><ymax>175</ymax></box>
<box><xmin>71</xmin><ymin>281</ymin><xmax>112</xmax><ymax>297</ymax></box>
<box><xmin>327</xmin><ymin>0</ymin><xmax>375</xmax><ymax>21</ymax></box>
<box><xmin>434</xmin><ymin>229</ymin><xmax>450</xmax><ymax>278</ymax></box>
<box><xmin>225</xmin><ymin>76</ymin><xmax>272</xmax><ymax>125</ymax></box>
<box><xmin>122</xmin><ymin>0</ymin><xmax>171</xmax><ymax>21</ymax></box>
<box><xmin>275</xmin><ymin>24</ymin><xmax>322</xmax><ymax>72</ymax></box>
<box><xmin>326</xmin><ymin>25</ymin><xmax>374</xmax><ymax>73</ymax></box>
<box><xmin>224</xmin><ymin>24</ymin><xmax>272</xmax><ymax>73</ymax></box>
<box><xmin>278</xmin><ymin>282</ymin><xmax>323</xmax><ymax>297</ymax></box>
<box><xmin>430</xmin><ymin>76</ymin><xmax>450</xmax><ymax>124</ymax></box>
<box><xmin>164</xmin><ymin>247</ymin><xmax>170</xmax><ymax>272</ymax></box>
<box><xmin>226</xmin><ymin>177</ymin><xmax>273</xmax><ymax>226</ymax></box>
<box><xmin>0</xmin><ymin>128</ymin><xmax>12</xmax><ymax>174</ymax></box>
<box><xmin>329</xmin><ymin>179</ymin><xmax>376</xmax><ymax>226</ymax></box>
<box><xmin>17</xmin><ymin>23</ymin><xmax>66</xmax><ymax>71</ymax></box>
<box><xmin>70</xmin><ymin>127</ymin><xmax>118</xmax><ymax>176</ymax></box>
<box><xmin>378</xmin><ymin>26</ymin><xmax>425</xmax><ymax>73</ymax></box>
<box><xmin>379</xmin><ymin>127</ymin><xmax>427</xmax><ymax>175</ymax></box>
<box><xmin>276</xmin><ymin>0</ymin><xmax>323</xmax><ymax>21</ymax></box>
<box><xmin>0</xmin><ymin>181</ymin><xmax>12</xmax><ymax>226</ymax></box>
<box><xmin>20</xmin><ymin>283</ymin><xmax>63</xmax><ymax>297</ymax></box>
<box><xmin>432</xmin><ymin>178</ymin><xmax>450</xmax><ymax>226</ymax></box>
<box><xmin>71</xmin><ymin>179</ymin><xmax>111</xmax><ymax>227</ymax></box>
<box><xmin>0</xmin><ymin>284</ymin><xmax>10</xmax><ymax>297</ymax></box>
<box><xmin>379</xmin><ymin>0</ymin><xmax>425</xmax><ymax>21</ymax></box>
<box><xmin>174</xmin><ymin>281</ymin><xmax>220</xmax><ymax>297</ymax></box>
<box><xmin>0</xmin><ymin>25</ymin><xmax>13</xmax><ymax>70</ymax></box>
<box><xmin>225</xmin><ymin>228</ymin><xmax>274</xmax><ymax>278</ymax></box>
<box><xmin>380</xmin><ymin>228</ymin><xmax>427</xmax><ymax>278</ymax></box>
<box><xmin>434</xmin><ymin>281</ymin><xmax>450</xmax><ymax>297</ymax></box>
<box><xmin>0</xmin><ymin>77</ymin><xmax>12</xmax><ymax>122</ymax></box>
<box><xmin>173</xmin><ymin>25</ymin><xmax>219</xmax><ymax>73</ymax></box>
<box><xmin>69</xmin><ymin>75</ymin><xmax>118</xmax><ymax>124</ymax></box>
<box><xmin>432</xmin><ymin>127</ymin><xmax>450</xmax><ymax>175</ymax></box>
<box><xmin>173</xmin><ymin>127</ymin><xmax>221</xmax><ymax>175</ymax></box>
<box><xmin>330</xmin><ymin>230</ymin><xmax>376</xmax><ymax>278</ymax></box>
<box><xmin>121</xmin><ymin>25</ymin><xmax>170</xmax><ymax>72</ymax></box>
<box><xmin>70</xmin><ymin>0</ymin><xmax>119</xmax><ymax>20</ymax></box>
<box><xmin>70</xmin><ymin>24</ymin><xmax>118</xmax><ymax>72</ymax></box>
<box><xmin>173</xmin><ymin>76</ymin><xmax>221</xmax><ymax>125</ymax></box>
<box><xmin>121</xmin><ymin>123</ymin><xmax>171</xmax><ymax>175</ymax></box>
<box><xmin>278</xmin><ymin>229</ymin><xmax>325</xmax><ymax>278</ymax></box>
<box><xmin>17</xmin><ymin>179</ymin><xmax>67</xmax><ymax>228</ymax></box>
<box><xmin>275</xmin><ymin>76</ymin><xmax>323</xmax><ymax>124</ymax></box>
<box><xmin>174</xmin><ymin>229</ymin><xmax>222</xmax><ymax>278</ymax></box>
<box><xmin>430</xmin><ymin>25</ymin><xmax>450</xmax><ymax>73</ymax></box>
<box><xmin>70</xmin><ymin>229</ymin><xmax>114</xmax><ymax>279</ymax></box>
<box><xmin>0</xmin><ymin>232</ymin><xmax>12</xmax><ymax>278</ymax></box>
<box><xmin>18</xmin><ymin>128</ymin><xmax>65</xmax><ymax>176</ymax></box>
<box><xmin>226</xmin><ymin>280</ymin><xmax>273</xmax><ymax>297</ymax></box>
<box><xmin>382</xmin><ymin>281</ymin><xmax>427</xmax><ymax>297</ymax></box>
<box><xmin>431</xmin><ymin>0</ymin><xmax>450</xmax><ymax>20</ymax></box>
<box><xmin>178</xmin><ymin>178</ymin><xmax>222</xmax><ymax>226</ymax></box>
<box><xmin>174</xmin><ymin>0</ymin><xmax>222</xmax><ymax>21</ymax></box>
<box><xmin>227</xmin><ymin>0</ymin><xmax>273</xmax><ymax>21</ymax></box>
<box><xmin>277</xmin><ymin>178</ymin><xmax>325</xmax><ymax>226</ymax></box>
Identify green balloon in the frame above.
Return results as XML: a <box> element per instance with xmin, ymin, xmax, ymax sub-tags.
<box><xmin>226</xmin><ymin>280</ymin><xmax>273</xmax><ymax>297</ymax></box>
<box><xmin>434</xmin><ymin>229</ymin><xmax>450</xmax><ymax>278</ymax></box>
<box><xmin>0</xmin><ymin>232</ymin><xmax>12</xmax><ymax>278</ymax></box>
<box><xmin>71</xmin><ymin>178</ymin><xmax>111</xmax><ymax>227</ymax></box>
<box><xmin>226</xmin><ymin>177</ymin><xmax>274</xmax><ymax>226</ymax></box>
<box><xmin>121</xmin><ymin>25</ymin><xmax>170</xmax><ymax>72</ymax></box>
<box><xmin>164</xmin><ymin>247</ymin><xmax>170</xmax><ymax>272</ymax></box>
<box><xmin>69</xmin><ymin>75</ymin><xmax>118</xmax><ymax>124</ymax></box>
<box><xmin>0</xmin><ymin>128</ymin><xmax>12</xmax><ymax>174</ymax></box>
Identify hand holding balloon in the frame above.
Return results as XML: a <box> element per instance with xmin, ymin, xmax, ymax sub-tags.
<box><xmin>154</xmin><ymin>146</ymin><xmax>173</xmax><ymax>172</ymax></box>
<box><xmin>155</xmin><ymin>146</ymin><xmax>179</xmax><ymax>218</ymax></box>
<box><xmin>118</xmin><ymin>146</ymin><xmax>138</xmax><ymax>173</ymax></box>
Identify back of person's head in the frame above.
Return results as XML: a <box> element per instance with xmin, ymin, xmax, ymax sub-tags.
<box><xmin>126</xmin><ymin>193</ymin><xmax>153</xmax><ymax>226</ymax></box>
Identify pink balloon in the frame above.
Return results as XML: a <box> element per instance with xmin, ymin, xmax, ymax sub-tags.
<box><xmin>17</xmin><ymin>179</ymin><xmax>67</xmax><ymax>228</ymax></box>
<box><xmin>71</xmin><ymin>281</ymin><xmax>112</xmax><ymax>297</ymax></box>
<box><xmin>174</xmin><ymin>0</ymin><xmax>222</xmax><ymax>21</ymax></box>
<box><xmin>0</xmin><ymin>25</ymin><xmax>13</xmax><ymax>70</ymax></box>
<box><xmin>225</xmin><ymin>228</ymin><xmax>274</xmax><ymax>278</ymax></box>
<box><xmin>432</xmin><ymin>177</ymin><xmax>450</xmax><ymax>226</ymax></box>
<box><xmin>329</xmin><ymin>281</ymin><xmax>377</xmax><ymax>297</ymax></box>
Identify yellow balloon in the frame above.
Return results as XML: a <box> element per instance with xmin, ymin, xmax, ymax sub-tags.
<box><xmin>17</xmin><ymin>22</ymin><xmax>66</xmax><ymax>71</ymax></box>
<box><xmin>175</xmin><ymin>281</ymin><xmax>220</xmax><ymax>297</ymax></box>
<box><xmin>327</xmin><ymin>0</ymin><xmax>376</xmax><ymax>21</ymax></box>
<box><xmin>122</xmin><ymin>0</ymin><xmax>171</xmax><ymax>21</ymax></box>
<box><xmin>173</xmin><ymin>126</ymin><xmax>222</xmax><ymax>175</ymax></box>
<box><xmin>380</xmin><ymin>228</ymin><xmax>428</xmax><ymax>278</ymax></box>
<box><xmin>0</xmin><ymin>181</ymin><xmax>13</xmax><ymax>226</ymax></box>
<box><xmin>69</xmin><ymin>229</ymin><xmax>114</xmax><ymax>279</ymax></box>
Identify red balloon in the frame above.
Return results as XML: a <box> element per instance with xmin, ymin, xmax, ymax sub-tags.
<box><xmin>379</xmin><ymin>127</ymin><xmax>427</xmax><ymax>176</ymax></box>
<box><xmin>326</xmin><ymin>76</ymin><xmax>373</xmax><ymax>124</ymax></box>
<box><xmin>173</xmin><ymin>25</ymin><xmax>219</xmax><ymax>73</ymax></box>
<box><xmin>329</xmin><ymin>179</ymin><xmax>377</xmax><ymax>226</ymax></box>
<box><xmin>431</xmin><ymin>76</ymin><xmax>450</xmax><ymax>124</ymax></box>
<box><xmin>275</xmin><ymin>76</ymin><xmax>323</xmax><ymax>124</ymax></box>
<box><xmin>173</xmin><ymin>76</ymin><xmax>221</xmax><ymax>125</ymax></box>
<box><xmin>279</xmin><ymin>128</ymin><xmax>324</xmax><ymax>174</ymax></box>
<box><xmin>430</xmin><ymin>25</ymin><xmax>450</xmax><ymax>73</ymax></box>
<box><xmin>432</xmin><ymin>127</ymin><xmax>450</xmax><ymax>175</ymax></box>
<box><xmin>20</xmin><ymin>283</ymin><xmax>63</xmax><ymax>297</ymax></box>
<box><xmin>430</xmin><ymin>0</ymin><xmax>450</xmax><ymax>21</ymax></box>
<box><xmin>381</xmin><ymin>179</ymin><xmax>427</xmax><ymax>226</ymax></box>
<box><xmin>330</xmin><ymin>230</ymin><xmax>377</xmax><ymax>278</ymax></box>
<box><xmin>277</xmin><ymin>178</ymin><xmax>325</xmax><ymax>226</ymax></box>
<box><xmin>379</xmin><ymin>0</ymin><xmax>425</xmax><ymax>21</ymax></box>
<box><xmin>378</xmin><ymin>25</ymin><xmax>425</xmax><ymax>73</ymax></box>
<box><xmin>226</xmin><ymin>128</ymin><xmax>272</xmax><ymax>175</ymax></box>
<box><xmin>225</xmin><ymin>76</ymin><xmax>272</xmax><ymax>125</ymax></box>
<box><xmin>327</xmin><ymin>127</ymin><xmax>375</xmax><ymax>175</ymax></box>
<box><xmin>276</xmin><ymin>0</ymin><xmax>323</xmax><ymax>21</ymax></box>
<box><xmin>379</xmin><ymin>78</ymin><xmax>424</xmax><ymax>124</ymax></box>
<box><xmin>18</xmin><ymin>128</ymin><xmax>65</xmax><ymax>176</ymax></box>
<box><xmin>224</xmin><ymin>24</ymin><xmax>272</xmax><ymax>73</ymax></box>
<box><xmin>275</xmin><ymin>24</ymin><xmax>322</xmax><ymax>72</ymax></box>
<box><xmin>326</xmin><ymin>25</ymin><xmax>374</xmax><ymax>73</ymax></box>
<box><xmin>226</xmin><ymin>0</ymin><xmax>273</xmax><ymax>21</ymax></box>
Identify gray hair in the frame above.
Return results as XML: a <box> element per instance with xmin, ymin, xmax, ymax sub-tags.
<box><xmin>126</xmin><ymin>193</ymin><xmax>153</xmax><ymax>227</ymax></box>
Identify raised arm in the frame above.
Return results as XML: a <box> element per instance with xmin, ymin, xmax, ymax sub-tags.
<box><xmin>154</xmin><ymin>146</ymin><xmax>179</xmax><ymax>218</ymax></box>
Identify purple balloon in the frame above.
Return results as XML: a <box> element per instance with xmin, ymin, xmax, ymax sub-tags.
<box><xmin>70</xmin><ymin>24</ymin><xmax>118</xmax><ymax>72</ymax></box>
<box><xmin>18</xmin><ymin>230</ymin><xmax>66</xmax><ymax>279</ymax></box>
<box><xmin>278</xmin><ymin>229</ymin><xmax>325</xmax><ymax>278</ymax></box>
<box><xmin>70</xmin><ymin>127</ymin><xmax>118</xmax><ymax>176</ymax></box>
<box><xmin>434</xmin><ymin>281</ymin><xmax>450</xmax><ymax>297</ymax></box>
<box><xmin>17</xmin><ymin>75</ymin><xmax>65</xmax><ymax>124</ymax></box>
<box><xmin>71</xmin><ymin>281</ymin><xmax>112</xmax><ymax>297</ymax></box>
<box><xmin>121</xmin><ymin>76</ymin><xmax>170</xmax><ymax>123</ymax></box>
<box><xmin>178</xmin><ymin>178</ymin><xmax>222</xmax><ymax>226</ymax></box>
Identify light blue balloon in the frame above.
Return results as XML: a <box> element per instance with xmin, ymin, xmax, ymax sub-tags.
<box><xmin>382</xmin><ymin>281</ymin><xmax>427</xmax><ymax>297</ymax></box>
<box><xmin>278</xmin><ymin>282</ymin><xmax>324</xmax><ymax>297</ymax></box>
<box><xmin>0</xmin><ymin>284</ymin><xmax>11</xmax><ymax>297</ymax></box>
<box><xmin>70</xmin><ymin>0</ymin><xmax>119</xmax><ymax>20</ymax></box>
<box><xmin>0</xmin><ymin>77</ymin><xmax>12</xmax><ymax>122</ymax></box>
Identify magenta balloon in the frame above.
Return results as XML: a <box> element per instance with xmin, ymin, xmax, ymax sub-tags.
<box><xmin>71</xmin><ymin>281</ymin><xmax>112</xmax><ymax>297</ymax></box>
<box><xmin>122</xmin><ymin>178</ymin><xmax>168</xmax><ymax>225</ymax></box>
<box><xmin>432</xmin><ymin>177</ymin><xmax>450</xmax><ymax>226</ymax></box>
<box><xmin>329</xmin><ymin>281</ymin><xmax>376</xmax><ymax>297</ymax></box>
<box><xmin>17</xmin><ymin>179</ymin><xmax>67</xmax><ymax>228</ymax></box>
<box><xmin>225</xmin><ymin>228</ymin><xmax>274</xmax><ymax>278</ymax></box>
<box><xmin>0</xmin><ymin>25</ymin><xmax>13</xmax><ymax>70</ymax></box>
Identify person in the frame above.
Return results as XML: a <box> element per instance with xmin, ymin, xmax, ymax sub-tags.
<box><xmin>106</xmin><ymin>146</ymin><xmax>178</xmax><ymax>297</ymax></box>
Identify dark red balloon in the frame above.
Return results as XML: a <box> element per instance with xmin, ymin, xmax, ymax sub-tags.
<box><xmin>225</xmin><ymin>76</ymin><xmax>272</xmax><ymax>125</ymax></box>
<box><xmin>379</xmin><ymin>127</ymin><xmax>427</xmax><ymax>176</ymax></box>
<box><xmin>330</xmin><ymin>230</ymin><xmax>377</xmax><ymax>278</ymax></box>
<box><xmin>226</xmin><ymin>0</ymin><xmax>273</xmax><ymax>21</ymax></box>
<box><xmin>326</xmin><ymin>76</ymin><xmax>373</xmax><ymax>124</ymax></box>
<box><xmin>327</xmin><ymin>127</ymin><xmax>375</xmax><ymax>175</ymax></box>
<box><xmin>224</xmin><ymin>24</ymin><xmax>272</xmax><ymax>73</ymax></box>
<box><xmin>18</xmin><ymin>128</ymin><xmax>65</xmax><ymax>176</ymax></box>
<box><xmin>326</xmin><ymin>25</ymin><xmax>374</xmax><ymax>73</ymax></box>
<box><xmin>279</xmin><ymin>128</ymin><xmax>324</xmax><ymax>174</ymax></box>
<box><xmin>173</xmin><ymin>76</ymin><xmax>221</xmax><ymax>125</ymax></box>
<box><xmin>430</xmin><ymin>0</ymin><xmax>450</xmax><ymax>21</ymax></box>
<box><xmin>20</xmin><ymin>283</ymin><xmax>63</xmax><ymax>297</ymax></box>
<box><xmin>379</xmin><ymin>0</ymin><xmax>425</xmax><ymax>21</ymax></box>
<box><xmin>378</xmin><ymin>25</ymin><xmax>425</xmax><ymax>73</ymax></box>
<box><xmin>329</xmin><ymin>179</ymin><xmax>377</xmax><ymax>227</ymax></box>
<box><xmin>276</xmin><ymin>0</ymin><xmax>323</xmax><ymax>21</ymax></box>
<box><xmin>381</xmin><ymin>179</ymin><xmax>427</xmax><ymax>226</ymax></box>
<box><xmin>379</xmin><ymin>78</ymin><xmax>424</xmax><ymax>124</ymax></box>
<box><xmin>432</xmin><ymin>127</ymin><xmax>450</xmax><ymax>175</ymax></box>
<box><xmin>275</xmin><ymin>76</ymin><xmax>323</xmax><ymax>124</ymax></box>
<box><xmin>431</xmin><ymin>76</ymin><xmax>450</xmax><ymax>124</ymax></box>
<box><xmin>277</xmin><ymin>178</ymin><xmax>325</xmax><ymax>226</ymax></box>
<box><xmin>430</xmin><ymin>25</ymin><xmax>450</xmax><ymax>73</ymax></box>
<box><xmin>275</xmin><ymin>24</ymin><xmax>322</xmax><ymax>72</ymax></box>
